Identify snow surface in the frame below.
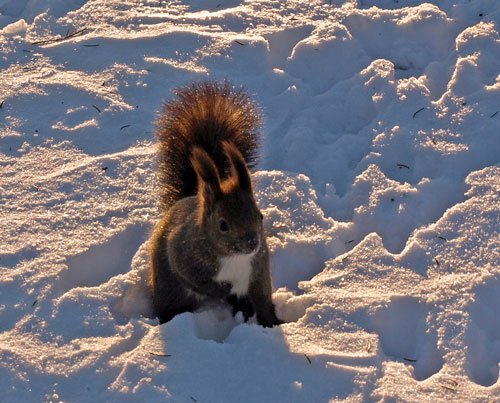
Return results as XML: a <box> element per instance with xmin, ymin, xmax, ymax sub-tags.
<box><xmin>0</xmin><ymin>0</ymin><xmax>499</xmax><ymax>401</ymax></box>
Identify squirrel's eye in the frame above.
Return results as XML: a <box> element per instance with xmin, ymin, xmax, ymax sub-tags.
<box><xmin>219</xmin><ymin>219</ymin><xmax>229</xmax><ymax>232</ymax></box>
<box><xmin>259</xmin><ymin>212</ymin><xmax>264</xmax><ymax>220</ymax></box>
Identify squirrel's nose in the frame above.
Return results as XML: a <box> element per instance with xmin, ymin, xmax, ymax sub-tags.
<box><xmin>247</xmin><ymin>233</ymin><xmax>259</xmax><ymax>252</ymax></box>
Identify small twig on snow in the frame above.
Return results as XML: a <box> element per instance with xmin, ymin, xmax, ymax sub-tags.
<box><xmin>92</xmin><ymin>105</ymin><xmax>101</xmax><ymax>113</ymax></box>
<box><xmin>31</xmin><ymin>27</ymin><xmax>88</xmax><ymax>46</ymax></box>
<box><xmin>412</xmin><ymin>107</ymin><xmax>425</xmax><ymax>118</ymax></box>
<box><xmin>397</xmin><ymin>163</ymin><xmax>410</xmax><ymax>170</ymax></box>
<box><xmin>437</xmin><ymin>378</ymin><xmax>458</xmax><ymax>392</ymax></box>
<box><xmin>149</xmin><ymin>352</ymin><xmax>171</xmax><ymax>357</ymax></box>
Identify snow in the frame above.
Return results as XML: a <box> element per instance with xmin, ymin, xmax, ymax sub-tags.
<box><xmin>0</xmin><ymin>0</ymin><xmax>499</xmax><ymax>401</ymax></box>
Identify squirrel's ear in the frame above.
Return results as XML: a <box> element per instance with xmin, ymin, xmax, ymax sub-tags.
<box><xmin>190</xmin><ymin>147</ymin><xmax>221</xmax><ymax>213</ymax></box>
<box><xmin>222</xmin><ymin>141</ymin><xmax>253</xmax><ymax>192</ymax></box>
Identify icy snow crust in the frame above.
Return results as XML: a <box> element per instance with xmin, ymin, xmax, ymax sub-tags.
<box><xmin>0</xmin><ymin>0</ymin><xmax>499</xmax><ymax>401</ymax></box>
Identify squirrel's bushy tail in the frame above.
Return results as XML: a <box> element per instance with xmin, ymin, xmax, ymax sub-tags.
<box><xmin>156</xmin><ymin>81</ymin><xmax>262</xmax><ymax>210</ymax></box>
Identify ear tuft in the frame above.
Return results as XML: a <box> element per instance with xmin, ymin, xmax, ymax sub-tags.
<box><xmin>222</xmin><ymin>141</ymin><xmax>253</xmax><ymax>192</ymax></box>
<box><xmin>190</xmin><ymin>147</ymin><xmax>221</xmax><ymax>217</ymax></box>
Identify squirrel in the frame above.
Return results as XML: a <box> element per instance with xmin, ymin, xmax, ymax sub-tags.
<box><xmin>148</xmin><ymin>81</ymin><xmax>281</xmax><ymax>328</ymax></box>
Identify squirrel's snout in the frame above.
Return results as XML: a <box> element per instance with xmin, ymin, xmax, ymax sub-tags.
<box><xmin>231</xmin><ymin>233</ymin><xmax>260</xmax><ymax>254</ymax></box>
<box><xmin>247</xmin><ymin>233</ymin><xmax>259</xmax><ymax>252</ymax></box>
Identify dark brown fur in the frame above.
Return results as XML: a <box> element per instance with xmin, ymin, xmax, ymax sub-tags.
<box><xmin>156</xmin><ymin>81</ymin><xmax>261</xmax><ymax>211</ymax></box>
<box><xmin>149</xmin><ymin>81</ymin><xmax>280</xmax><ymax>327</ymax></box>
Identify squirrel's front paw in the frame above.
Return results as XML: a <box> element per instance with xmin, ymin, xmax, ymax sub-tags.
<box><xmin>227</xmin><ymin>295</ymin><xmax>255</xmax><ymax>322</ymax></box>
<box><xmin>257</xmin><ymin>309</ymin><xmax>282</xmax><ymax>328</ymax></box>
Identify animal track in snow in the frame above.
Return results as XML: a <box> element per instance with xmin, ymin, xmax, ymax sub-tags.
<box><xmin>57</xmin><ymin>223</ymin><xmax>148</xmax><ymax>293</ymax></box>
<box><xmin>465</xmin><ymin>278</ymin><xmax>500</xmax><ymax>386</ymax></box>
<box><xmin>366</xmin><ymin>296</ymin><xmax>444</xmax><ymax>381</ymax></box>
<box><xmin>264</xmin><ymin>25</ymin><xmax>314</xmax><ymax>69</ymax></box>
<box><xmin>0</xmin><ymin>247</ymin><xmax>38</xmax><ymax>269</ymax></box>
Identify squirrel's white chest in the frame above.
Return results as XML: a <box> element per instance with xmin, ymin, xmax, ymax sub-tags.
<box><xmin>215</xmin><ymin>253</ymin><xmax>255</xmax><ymax>296</ymax></box>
